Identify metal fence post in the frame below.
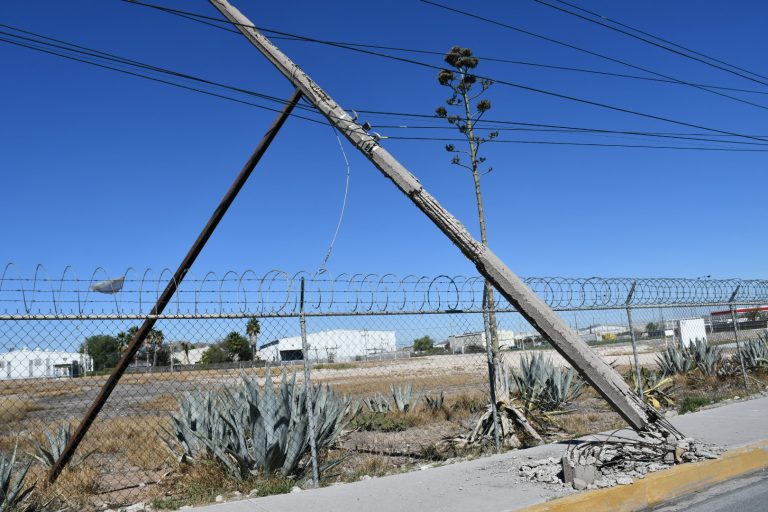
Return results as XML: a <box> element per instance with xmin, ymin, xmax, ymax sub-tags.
<box><xmin>728</xmin><ymin>286</ymin><xmax>750</xmax><ymax>393</ymax></box>
<box><xmin>625</xmin><ymin>282</ymin><xmax>643</xmax><ymax>397</ymax></box>
<box><xmin>482</xmin><ymin>293</ymin><xmax>501</xmax><ymax>453</ymax></box>
<box><xmin>300</xmin><ymin>278</ymin><xmax>320</xmax><ymax>486</ymax></box>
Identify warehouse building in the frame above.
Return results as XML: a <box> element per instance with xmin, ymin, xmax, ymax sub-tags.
<box><xmin>446</xmin><ymin>330</ymin><xmax>518</xmax><ymax>353</ymax></box>
<box><xmin>0</xmin><ymin>348</ymin><xmax>93</xmax><ymax>380</ymax></box>
<box><xmin>260</xmin><ymin>329</ymin><xmax>396</xmax><ymax>362</ymax></box>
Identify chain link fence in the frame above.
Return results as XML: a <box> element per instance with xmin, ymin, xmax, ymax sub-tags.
<box><xmin>1</xmin><ymin>266</ymin><xmax>767</xmax><ymax>509</ymax></box>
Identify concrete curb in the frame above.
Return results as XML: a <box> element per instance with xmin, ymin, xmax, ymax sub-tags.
<box><xmin>516</xmin><ymin>440</ymin><xmax>768</xmax><ymax>512</ymax></box>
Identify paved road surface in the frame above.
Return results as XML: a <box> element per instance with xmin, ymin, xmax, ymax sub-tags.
<box><xmin>649</xmin><ymin>470</ymin><xmax>768</xmax><ymax>511</ymax></box>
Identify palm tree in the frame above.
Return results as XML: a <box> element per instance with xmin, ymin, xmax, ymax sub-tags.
<box><xmin>246</xmin><ymin>318</ymin><xmax>261</xmax><ymax>367</ymax></box>
<box><xmin>147</xmin><ymin>329</ymin><xmax>165</xmax><ymax>368</ymax></box>
<box><xmin>117</xmin><ymin>326</ymin><xmax>139</xmax><ymax>366</ymax></box>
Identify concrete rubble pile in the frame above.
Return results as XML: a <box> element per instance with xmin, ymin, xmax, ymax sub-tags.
<box><xmin>519</xmin><ymin>432</ymin><xmax>723</xmax><ymax>491</ymax></box>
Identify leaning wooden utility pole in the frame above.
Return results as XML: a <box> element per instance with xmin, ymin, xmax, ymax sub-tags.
<box><xmin>47</xmin><ymin>88</ymin><xmax>304</xmax><ymax>484</ymax></box>
<box><xmin>207</xmin><ymin>0</ymin><xmax>667</xmax><ymax>434</ymax></box>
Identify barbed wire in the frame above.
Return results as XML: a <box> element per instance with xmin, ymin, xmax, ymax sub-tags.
<box><xmin>1</xmin><ymin>264</ymin><xmax>767</xmax><ymax>317</ymax></box>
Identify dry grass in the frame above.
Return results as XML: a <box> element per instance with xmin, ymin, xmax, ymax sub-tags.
<box><xmin>82</xmin><ymin>416</ymin><xmax>172</xmax><ymax>471</ymax></box>
<box><xmin>0</xmin><ymin>378</ymin><xmax>85</xmax><ymax>398</ymax></box>
<box><xmin>0</xmin><ymin>396</ymin><xmax>43</xmax><ymax>423</ymax></box>
<box><xmin>26</xmin><ymin>463</ymin><xmax>101</xmax><ymax>511</ymax></box>
<box><xmin>331</xmin><ymin>373</ymin><xmax>486</xmax><ymax>398</ymax></box>
<box><xmin>335</xmin><ymin>452</ymin><xmax>397</xmax><ymax>481</ymax></box>
<box><xmin>139</xmin><ymin>394</ymin><xmax>178</xmax><ymax>413</ymax></box>
<box><xmin>550</xmin><ymin>409</ymin><xmax>624</xmax><ymax>437</ymax></box>
<box><xmin>152</xmin><ymin>460</ymin><xmax>293</xmax><ymax>509</ymax></box>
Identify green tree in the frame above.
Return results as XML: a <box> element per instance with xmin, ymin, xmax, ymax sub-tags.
<box><xmin>116</xmin><ymin>326</ymin><xmax>138</xmax><ymax>354</ymax></box>
<box><xmin>147</xmin><ymin>328</ymin><xmax>165</xmax><ymax>367</ymax></box>
<box><xmin>80</xmin><ymin>335</ymin><xmax>120</xmax><ymax>371</ymax></box>
<box><xmin>222</xmin><ymin>331</ymin><xmax>252</xmax><ymax>362</ymax></box>
<box><xmin>200</xmin><ymin>345</ymin><xmax>230</xmax><ymax>365</ymax></box>
<box><xmin>413</xmin><ymin>335</ymin><xmax>435</xmax><ymax>352</ymax></box>
<box><xmin>116</xmin><ymin>326</ymin><xmax>164</xmax><ymax>367</ymax></box>
<box><xmin>246</xmin><ymin>317</ymin><xmax>261</xmax><ymax>364</ymax></box>
<box><xmin>645</xmin><ymin>322</ymin><xmax>660</xmax><ymax>334</ymax></box>
<box><xmin>435</xmin><ymin>47</ymin><xmax>501</xmax><ymax>375</ymax></box>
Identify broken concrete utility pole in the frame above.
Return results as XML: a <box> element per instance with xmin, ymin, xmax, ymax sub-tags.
<box><xmin>207</xmin><ymin>0</ymin><xmax>667</xmax><ymax>434</ymax></box>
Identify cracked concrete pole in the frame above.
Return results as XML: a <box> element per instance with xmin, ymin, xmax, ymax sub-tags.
<box><xmin>208</xmin><ymin>0</ymin><xmax>658</xmax><ymax>432</ymax></box>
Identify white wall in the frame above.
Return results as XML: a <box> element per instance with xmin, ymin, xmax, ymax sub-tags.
<box><xmin>261</xmin><ymin>330</ymin><xmax>396</xmax><ymax>362</ymax></box>
<box><xmin>678</xmin><ymin>318</ymin><xmax>707</xmax><ymax>347</ymax></box>
<box><xmin>0</xmin><ymin>348</ymin><xmax>93</xmax><ymax>380</ymax></box>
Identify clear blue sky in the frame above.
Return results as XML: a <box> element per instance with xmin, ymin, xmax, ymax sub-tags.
<box><xmin>2</xmin><ymin>0</ymin><xmax>767</xmax><ymax>281</ymax></box>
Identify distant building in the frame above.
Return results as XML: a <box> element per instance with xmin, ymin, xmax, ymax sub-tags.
<box><xmin>171</xmin><ymin>347</ymin><xmax>210</xmax><ymax>365</ymax></box>
<box><xmin>0</xmin><ymin>348</ymin><xmax>93</xmax><ymax>380</ymax></box>
<box><xmin>260</xmin><ymin>329</ymin><xmax>396</xmax><ymax>362</ymax></box>
<box><xmin>446</xmin><ymin>330</ymin><xmax>518</xmax><ymax>353</ymax></box>
<box><xmin>577</xmin><ymin>324</ymin><xmax>628</xmax><ymax>337</ymax></box>
<box><xmin>710</xmin><ymin>306</ymin><xmax>768</xmax><ymax>325</ymax></box>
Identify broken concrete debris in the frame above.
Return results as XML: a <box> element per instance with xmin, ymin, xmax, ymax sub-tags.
<box><xmin>519</xmin><ymin>434</ymin><xmax>723</xmax><ymax>490</ymax></box>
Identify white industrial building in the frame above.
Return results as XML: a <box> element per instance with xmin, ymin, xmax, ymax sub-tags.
<box><xmin>0</xmin><ymin>348</ymin><xmax>93</xmax><ymax>380</ymax></box>
<box><xmin>260</xmin><ymin>329</ymin><xmax>396</xmax><ymax>362</ymax></box>
<box><xmin>171</xmin><ymin>347</ymin><xmax>210</xmax><ymax>365</ymax></box>
<box><xmin>446</xmin><ymin>330</ymin><xmax>518</xmax><ymax>353</ymax></box>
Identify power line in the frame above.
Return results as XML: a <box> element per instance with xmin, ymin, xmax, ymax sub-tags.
<box><xmin>550</xmin><ymin>0</ymin><xmax>768</xmax><ymax>84</ymax></box>
<box><xmin>122</xmin><ymin>0</ymin><xmax>768</xmax><ymax>143</ymax></box>
<box><xmin>0</xmin><ymin>24</ymin><xmax>311</xmax><ymax>110</ymax></box>
<box><xmin>372</xmin><ymin>122</ymin><xmax>768</xmax><ymax>147</ymax></box>
<box><xmin>116</xmin><ymin>0</ymin><xmax>768</xmax><ymax>98</ymax></box>
<box><xmin>0</xmin><ymin>28</ymin><xmax>327</xmax><ymax>125</ymax></box>
<box><xmin>385</xmin><ymin>135</ymin><xmax>768</xmax><ymax>152</ymax></box>
<box><xmin>4</xmin><ymin>21</ymin><xmax>768</xmax><ymax>153</ymax></box>
<box><xmin>3</xmin><ymin>23</ymin><xmax>754</xmax><ymax>149</ymax></box>
<box><xmin>532</xmin><ymin>0</ymin><xmax>768</xmax><ymax>88</ymax></box>
<box><xmin>418</xmin><ymin>0</ymin><xmax>768</xmax><ymax>112</ymax></box>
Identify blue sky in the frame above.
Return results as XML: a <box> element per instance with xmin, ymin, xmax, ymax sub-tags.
<box><xmin>1</xmin><ymin>0</ymin><xmax>767</xmax><ymax>282</ymax></box>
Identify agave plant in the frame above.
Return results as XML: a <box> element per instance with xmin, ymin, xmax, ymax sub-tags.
<box><xmin>165</xmin><ymin>390</ymin><xmax>232</xmax><ymax>462</ymax></box>
<box><xmin>423</xmin><ymin>392</ymin><xmax>444</xmax><ymax>412</ymax></box>
<box><xmin>740</xmin><ymin>334</ymin><xmax>768</xmax><ymax>369</ymax></box>
<box><xmin>1</xmin><ymin>445</ymin><xmax>35</xmax><ymax>512</ymax></box>
<box><xmin>31</xmin><ymin>423</ymin><xmax>94</xmax><ymax>470</ymax></box>
<box><xmin>541</xmin><ymin>366</ymin><xmax>584</xmax><ymax>411</ymax></box>
<box><xmin>389</xmin><ymin>383</ymin><xmax>415</xmax><ymax>413</ymax></box>
<box><xmin>167</xmin><ymin>370</ymin><xmax>354</xmax><ymax>481</ymax></box>
<box><xmin>363</xmin><ymin>393</ymin><xmax>391</xmax><ymax>413</ymax></box>
<box><xmin>627</xmin><ymin>366</ymin><xmax>674</xmax><ymax>409</ymax></box>
<box><xmin>510</xmin><ymin>353</ymin><xmax>584</xmax><ymax>413</ymax></box>
<box><xmin>656</xmin><ymin>344</ymin><xmax>695</xmax><ymax>376</ymax></box>
<box><xmin>510</xmin><ymin>353</ymin><xmax>548</xmax><ymax>412</ymax></box>
<box><xmin>690</xmin><ymin>338</ymin><xmax>722</xmax><ymax>376</ymax></box>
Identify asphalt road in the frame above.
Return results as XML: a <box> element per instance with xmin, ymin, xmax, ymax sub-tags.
<box><xmin>648</xmin><ymin>470</ymin><xmax>768</xmax><ymax>511</ymax></box>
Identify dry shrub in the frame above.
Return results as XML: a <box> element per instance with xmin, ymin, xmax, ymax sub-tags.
<box><xmin>26</xmin><ymin>463</ymin><xmax>101</xmax><ymax>510</ymax></box>
<box><xmin>447</xmin><ymin>392</ymin><xmax>486</xmax><ymax>420</ymax></box>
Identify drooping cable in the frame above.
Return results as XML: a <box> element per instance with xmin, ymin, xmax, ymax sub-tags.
<box><xmin>317</xmin><ymin>121</ymin><xmax>352</xmax><ymax>274</ymax></box>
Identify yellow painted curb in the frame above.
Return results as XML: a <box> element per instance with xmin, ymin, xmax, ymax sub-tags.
<box><xmin>518</xmin><ymin>440</ymin><xmax>768</xmax><ymax>512</ymax></box>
